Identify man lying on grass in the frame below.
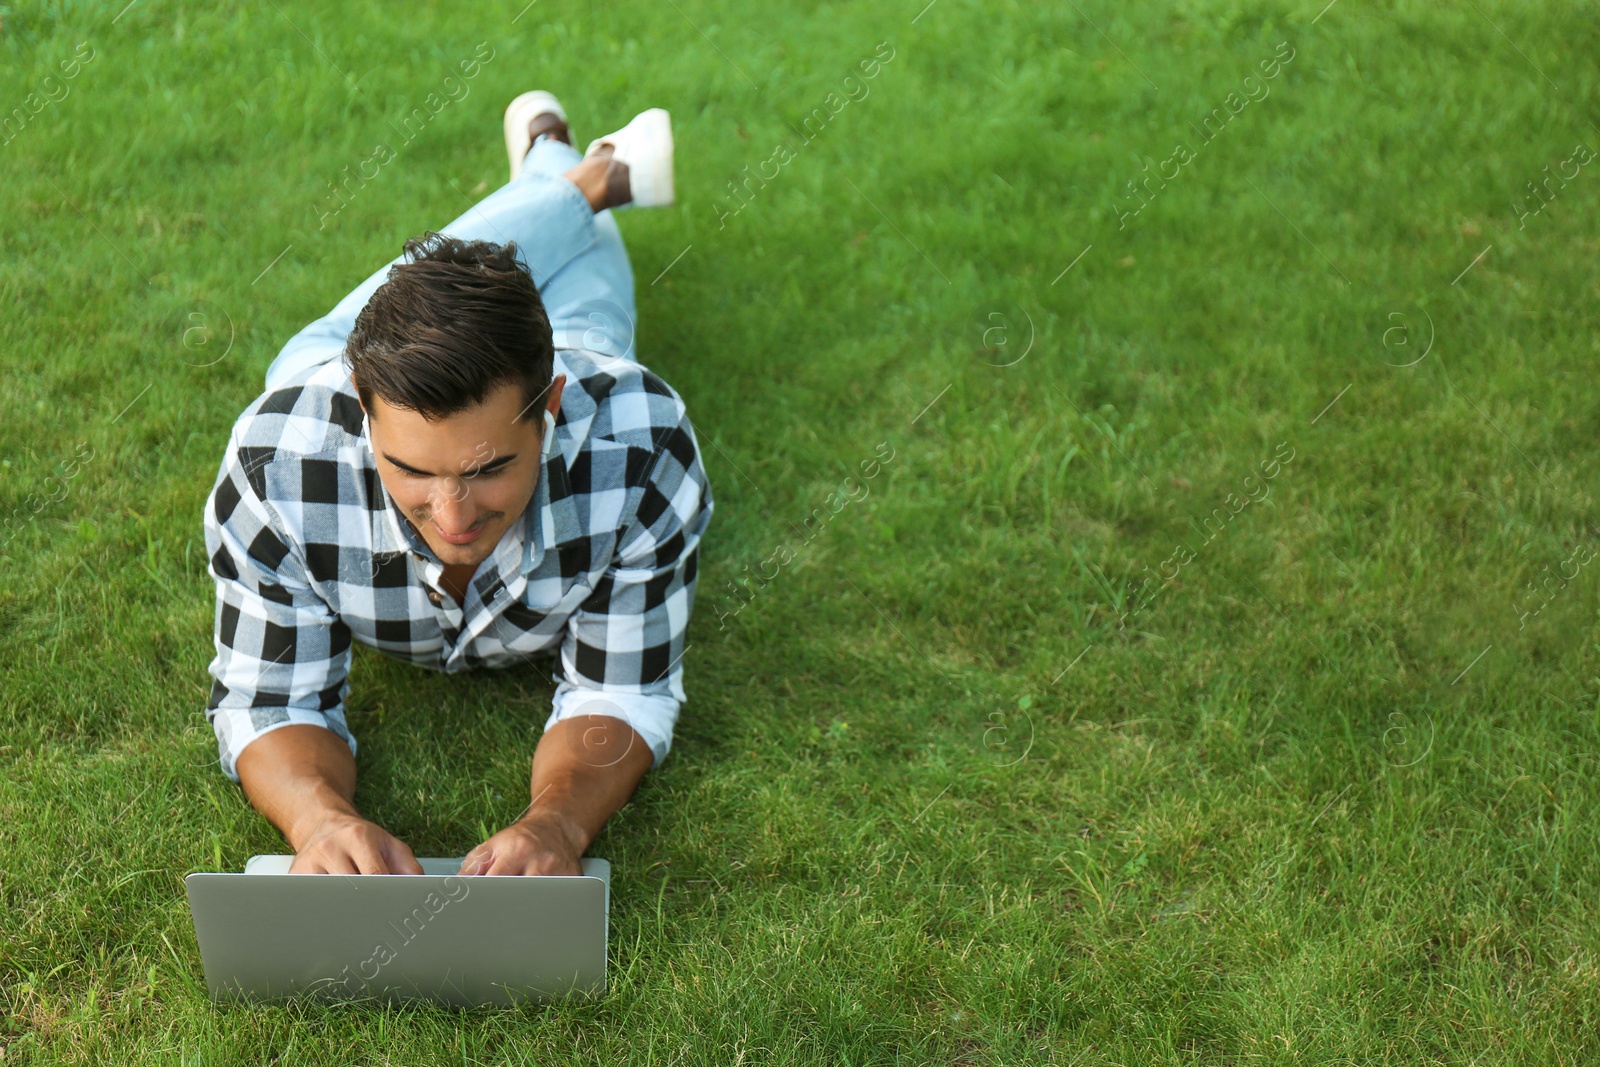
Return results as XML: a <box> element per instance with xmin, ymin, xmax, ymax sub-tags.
<box><xmin>201</xmin><ymin>92</ymin><xmax>710</xmax><ymax>876</ymax></box>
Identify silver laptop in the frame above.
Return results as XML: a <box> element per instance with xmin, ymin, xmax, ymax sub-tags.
<box><xmin>185</xmin><ymin>855</ymin><xmax>609</xmax><ymax>1006</ymax></box>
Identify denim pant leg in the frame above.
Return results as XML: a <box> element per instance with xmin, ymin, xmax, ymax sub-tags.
<box><xmin>522</xmin><ymin>136</ymin><xmax>639</xmax><ymax>367</ymax></box>
<box><xmin>263</xmin><ymin>135</ymin><xmax>640</xmax><ymax>393</ymax></box>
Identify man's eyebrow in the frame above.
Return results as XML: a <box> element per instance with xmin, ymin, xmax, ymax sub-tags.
<box><xmin>381</xmin><ymin>452</ymin><xmax>518</xmax><ymax>477</ymax></box>
<box><xmin>380</xmin><ymin>454</ymin><xmax>432</xmax><ymax>476</ymax></box>
<box><xmin>464</xmin><ymin>454</ymin><xmax>518</xmax><ymax>476</ymax></box>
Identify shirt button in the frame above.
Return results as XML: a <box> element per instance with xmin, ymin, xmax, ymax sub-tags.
<box><xmin>427</xmin><ymin>590</ymin><xmax>442</xmax><ymax>605</ymax></box>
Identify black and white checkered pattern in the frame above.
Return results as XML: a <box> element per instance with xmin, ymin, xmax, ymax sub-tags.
<box><xmin>201</xmin><ymin>349</ymin><xmax>712</xmax><ymax>781</ymax></box>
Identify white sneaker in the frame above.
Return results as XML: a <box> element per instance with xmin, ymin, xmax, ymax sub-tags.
<box><xmin>503</xmin><ymin>90</ymin><xmax>577</xmax><ymax>182</ymax></box>
<box><xmin>584</xmin><ymin>108</ymin><xmax>674</xmax><ymax>209</ymax></box>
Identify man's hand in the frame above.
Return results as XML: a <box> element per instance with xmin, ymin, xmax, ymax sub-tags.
<box><xmin>458</xmin><ymin>812</ymin><xmax>584</xmax><ymax>876</ymax></box>
<box><xmin>289</xmin><ymin>812</ymin><xmax>425</xmax><ymax>875</ymax></box>
<box><xmin>457</xmin><ymin>714</ymin><xmax>654</xmax><ymax>876</ymax></box>
<box><xmin>237</xmin><ymin>724</ymin><xmax>425</xmax><ymax>875</ymax></box>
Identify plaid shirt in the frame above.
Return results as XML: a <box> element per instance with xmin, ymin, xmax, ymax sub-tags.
<box><xmin>201</xmin><ymin>349</ymin><xmax>712</xmax><ymax>782</ymax></box>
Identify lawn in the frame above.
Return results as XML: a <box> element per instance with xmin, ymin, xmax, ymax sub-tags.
<box><xmin>3</xmin><ymin>0</ymin><xmax>1599</xmax><ymax>1063</ymax></box>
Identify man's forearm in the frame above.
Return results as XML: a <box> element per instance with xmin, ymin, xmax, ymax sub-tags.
<box><xmin>522</xmin><ymin>715</ymin><xmax>655</xmax><ymax>855</ymax></box>
<box><xmin>235</xmin><ymin>724</ymin><xmax>360</xmax><ymax>852</ymax></box>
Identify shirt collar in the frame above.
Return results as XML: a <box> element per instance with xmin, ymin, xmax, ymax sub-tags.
<box><xmin>522</xmin><ymin>350</ymin><xmax>597</xmax><ymax>575</ymax></box>
<box><xmin>372</xmin><ymin>473</ymin><xmax>434</xmax><ymax>562</ymax></box>
<box><xmin>547</xmin><ymin>350</ymin><xmax>598</xmax><ymax>474</ymax></box>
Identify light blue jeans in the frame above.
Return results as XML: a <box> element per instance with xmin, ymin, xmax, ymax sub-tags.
<box><xmin>263</xmin><ymin>134</ymin><xmax>638</xmax><ymax>392</ymax></box>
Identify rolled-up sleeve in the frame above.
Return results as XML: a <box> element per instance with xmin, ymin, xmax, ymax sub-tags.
<box><xmin>202</xmin><ymin>433</ymin><xmax>356</xmax><ymax>783</ymax></box>
<box><xmin>547</xmin><ymin>418</ymin><xmax>712</xmax><ymax>770</ymax></box>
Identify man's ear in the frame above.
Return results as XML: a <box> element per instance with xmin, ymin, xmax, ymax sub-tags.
<box><xmin>350</xmin><ymin>372</ymin><xmax>368</xmax><ymax>417</ymax></box>
<box><xmin>545</xmin><ymin>373</ymin><xmax>567</xmax><ymax>417</ymax></box>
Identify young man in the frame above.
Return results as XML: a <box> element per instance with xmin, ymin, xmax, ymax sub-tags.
<box><xmin>201</xmin><ymin>93</ymin><xmax>710</xmax><ymax>877</ymax></box>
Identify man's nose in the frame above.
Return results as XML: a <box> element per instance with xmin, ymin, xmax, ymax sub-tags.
<box><xmin>429</xmin><ymin>480</ymin><xmax>476</xmax><ymax>531</ymax></box>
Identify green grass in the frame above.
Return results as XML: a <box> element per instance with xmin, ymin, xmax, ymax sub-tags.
<box><xmin>4</xmin><ymin>0</ymin><xmax>1599</xmax><ymax>1062</ymax></box>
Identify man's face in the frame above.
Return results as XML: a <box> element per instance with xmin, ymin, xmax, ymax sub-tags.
<box><xmin>360</xmin><ymin>375</ymin><xmax>566</xmax><ymax>567</ymax></box>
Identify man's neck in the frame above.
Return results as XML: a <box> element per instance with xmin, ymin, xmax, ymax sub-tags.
<box><xmin>439</xmin><ymin>562</ymin><xmax>477</xmax><ymax>607</ymax></box>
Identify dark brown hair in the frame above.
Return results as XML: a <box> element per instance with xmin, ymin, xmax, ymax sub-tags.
<box><xmin>343</xmin><ymin>231</ymin><xmax>553</xmax><ymax>422</ymax></box>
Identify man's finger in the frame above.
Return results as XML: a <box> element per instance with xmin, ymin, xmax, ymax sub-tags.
<box><xmin>491</xmin><ymin>847</ymin><xmax>579</xmax><ymax>876</ymax></box>
<box><xmin>458</xmin><ymin>846</ymin><xmax>494</xmax><ymax>876</ymax></box>
<box><xmin>350</xmin><ymin>839</ymin><xmax>390</xmax><ymax>875</ymax></box>
<box><xmin>292</xmin><ymin>844</ymin><xmax>358</xmax><ymax>874</ymax></box>
<box><xmin>476</xmin><ymin>851</ymin><xmax>521</xmax><ymax>876</ymax></box>
<box><xmin>289</xmin><ymin>851</ymin><xmax>326</xmax><ymax>874</ymax></box>
<box><xmin>312</xmin><ymin>850</ymin><xmax>360</xmax><ymax>875</ymax></box>
<box><xmin>483</xmin><ymin>848</ymin><xmax>528</xmax><ymax>876</ymax></box>
<box><xmin>382</xmin><ymin>836</ymin><xmax>425</xmax><ymax>875</ymax></box>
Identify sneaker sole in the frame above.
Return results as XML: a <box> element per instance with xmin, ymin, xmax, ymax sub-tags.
<box><xmin>629</xmin><ymin>108</ymin><xmax>675</xmax><ymax>208</ymax></box>
<box><xmin>503</xmin><ymin>90</ymin><xmax>573</xmax><ymax>181</ymax></box>
<box><xmin>587</xmin><ymin>108</ymin><xmax>675</xmax><ymax>209</ymax></box>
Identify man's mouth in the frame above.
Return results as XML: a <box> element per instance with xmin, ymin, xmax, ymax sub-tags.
<box><xmin>431</xmin><ymin>517</ymin><xmax>489</xmax><ymax>545</ymax></box>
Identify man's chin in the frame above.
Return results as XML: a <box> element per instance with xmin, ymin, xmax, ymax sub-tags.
<box><xmin>429</xmin><ymin>549</ymin><xmax>469</xmax><ymax>566</ymax></box>
<box><xmin>433</xmin><ymin>541</ymin><xmax>495</xmax><ymax>566</ymax></box>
